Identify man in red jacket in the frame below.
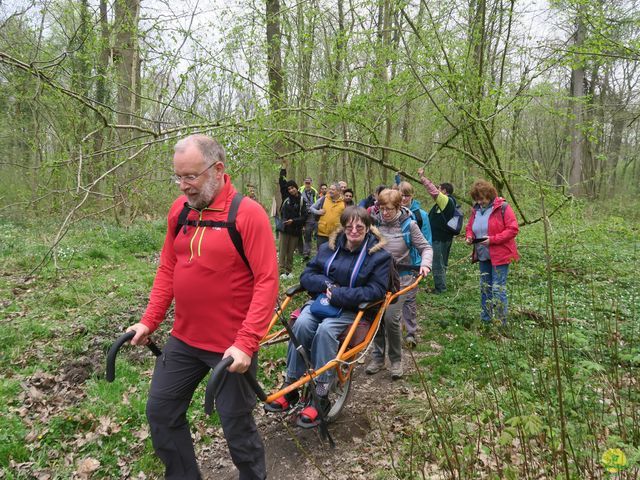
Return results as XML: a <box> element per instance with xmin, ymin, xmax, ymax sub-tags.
<box><xmin>127</xmin><ymin>134</ymin><xmax>278</xmax><ymax>480</ymax></box>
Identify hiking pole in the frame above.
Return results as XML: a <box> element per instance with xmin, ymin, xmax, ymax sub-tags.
<box><xmin>274</xmin><ymin>294</ymin><xmax>335</xmax><ymax>448</ymax></box>
<box><xmin>105</xmin><ymin>331</ymin><xmax>162</xmax><ymax>382</ymax></box>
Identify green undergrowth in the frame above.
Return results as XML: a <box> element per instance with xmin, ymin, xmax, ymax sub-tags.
<box><xmin>1</xmin><ymin>201</ymin><xmax>638</xmax><ymax>478</ymax></box>
<box><xmin>390</xmin><ymin>203</ymin><xmax>639</xmax><ymax>479</ymax></box>
<box><xmin>0</xmin><ymin>218</ymin><xmax>169</xmax><ymax>478</ymax></box>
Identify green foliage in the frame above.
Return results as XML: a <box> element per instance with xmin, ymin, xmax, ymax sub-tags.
<box><xmin>389</xmin><ymin>200</ymin><xmax>639</xmax><ymax>478</ymax></box>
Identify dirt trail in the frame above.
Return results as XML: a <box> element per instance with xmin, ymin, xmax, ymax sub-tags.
<box><xmin>200</xmin><ymin>361</ymin><xmax>422</xmax><ymax>480</ymax></box>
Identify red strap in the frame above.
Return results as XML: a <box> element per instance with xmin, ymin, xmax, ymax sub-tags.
<box><xmin>273</xmin><ymin>396</ymin><xmax>290</xmax><ymax>410</ymax></box>
<box><xmin>300</xmin><ymin>405</ymin><xmax>319</xmax><ymax>422</ymax></box>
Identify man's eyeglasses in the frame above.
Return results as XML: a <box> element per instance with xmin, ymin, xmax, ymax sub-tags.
<box><xmin>172</xmin><ymin>163</ymin><xmax>214</xmax><ymax>184</ymax></box>
<box><xmin>345</xmin><ymin>224</ymin><xmax>366</xmax><ymax>233</ymax></box>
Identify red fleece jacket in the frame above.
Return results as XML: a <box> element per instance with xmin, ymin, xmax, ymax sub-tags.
<box><xmin>465</xmin><ymin>197</ymin><xmax>520</xmax><ymax>266</ymax></box>
<box><xmin>140</xmin><ymin>175</ymin><xmax>279</xmax><ymax>355</ymax></box>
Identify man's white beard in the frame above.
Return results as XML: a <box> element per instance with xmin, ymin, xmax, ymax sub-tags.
<box><xmin>187</xmin><ymin>178</ymin><xmax>218</xmax><ymax>210</ymax></box>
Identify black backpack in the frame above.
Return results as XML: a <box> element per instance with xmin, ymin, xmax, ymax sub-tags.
<box><xmin>387</xmin><ymin>257</ymin><xmax>401</xmax><ymax>294</ymax></box>
<box><xmin>173</xmin><ymin>193</ymin><xmax>251</xmax><ymax>272</ymax></box>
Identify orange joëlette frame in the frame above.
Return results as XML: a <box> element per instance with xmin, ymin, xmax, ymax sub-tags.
<box><xmin>259</xmin><ymin>276</ymin><xmax>423</xmax><ymax>406</ymax></box>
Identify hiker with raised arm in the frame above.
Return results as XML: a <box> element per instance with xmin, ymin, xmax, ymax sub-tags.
<box><xmin>419</xmin><ymin>168</ymin><xmax>459</xmax><ymax>294</ymax></box>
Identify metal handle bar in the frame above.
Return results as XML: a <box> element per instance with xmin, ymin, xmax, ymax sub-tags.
<box><xmin>204</xmin><ymin>356</ymin><xmax>267</xmax><ymax>415</ymax></box>
<box><xmin>105</xmin><ymin>331</ymin><xmax>162</xmax><ymax>383</ymax></box>
<box><xmin>396</xmin><ymin>264</ymin><xmax>422</xmax><ymax>271</ymax></box>
<box><xmin>285</xmin><ymin>284</ymin><xmax>306</xmax><ymax>296</ymax></box>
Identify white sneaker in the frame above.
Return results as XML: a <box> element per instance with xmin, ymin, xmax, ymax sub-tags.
<box><xmin>280</xmin><ymin>273</ymin><xmax>289</xmax><ymax>279</ymax></box>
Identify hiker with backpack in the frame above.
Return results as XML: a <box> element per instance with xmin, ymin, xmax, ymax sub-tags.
<box><xmin>278</xmin><ymin>180</ymin><xmax>308</xmax><ymax>279</ymax></box>
<box><xmin>366</xmin><ymin>189</ymin><xmax>432</xmax><ymax>379</ymax></box>
<box><xmin>465</xmin><ymin>179</ymin><xmax>519</xmax><ymax>326</ymax></box>
<box><xmin>397</xmin><ymin>181</ymin><xmax>432</xmax><ymax>347</ymax></box>
<box><xmin>126</xmin><ymin>135</ymin><xmax>278</xmax><ymax>480</ymax></box>
<box><xmin>418</xmin><ymin>169</ymin><xmax>462</xmax><ymax>294</ymax></box>
<box><xmin>266</xmin><ymin>206</ymin><xmax>391</xmax><ymax>425</ymax></box>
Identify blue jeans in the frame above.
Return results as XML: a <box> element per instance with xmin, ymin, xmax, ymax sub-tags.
<box><xmin>286</xmin><ymin>306</ymin><xmax>356</xmax><ymax>383</ymax></box>
<box><xmin>432</xmin><ymin>239</ymin><xmax>452</xmax><ymax>292</ymax></box>
<box><xmin>478</xmin><ymin>261</ymin><xmax>509</xmax><ymax>325</ymax></box>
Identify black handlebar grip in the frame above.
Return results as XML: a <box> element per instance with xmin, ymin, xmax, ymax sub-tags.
<box><xmin>204</xmin><ymin>356</ymin><xmax>267</xmax><ymax>415</ymax></box>
<box><xmin>205</xmin><ymin>356</ymin><xmax>233</xmax><ymax>415</ymax></box>
<box><xmin>105</xmin><ymin>331</ymin><xmax>162</xmax><ymax>382</ymax></box>
<box><xmin>106</xmin><ymin>331</ymin><xmax>135</xmax><ymax>383</ymax></box>
<box><xmin>147</xmin><ymin>341</ymin><xmax>162</xmax><ymax>357</ymax></box>
<box><xmin>244</xmin><ymin>372</ymin><xmax>267</xmax><ymax>402</ymax></box>
<box><xmin>396</xmin><ymin>264</ymin><xmax>421</xmax><ymax>271</ymax></box>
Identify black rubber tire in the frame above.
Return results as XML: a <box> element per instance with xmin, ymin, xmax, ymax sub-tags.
<box><xmin>326</xmin><ymin>365</ymin><xmax>352</xmax><ymax>422</ymax></box>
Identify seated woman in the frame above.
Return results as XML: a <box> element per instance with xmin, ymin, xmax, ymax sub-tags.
<box><xmin>268</xmin><ymin>206</ymin><xmax>392</xmax><ymax>426</ymax></box>
<box><xmin>366</xmin><ymin>189</ymin><xmax>432</xmax><ymax>380</ymax></box>
<box><xmin>465</xmin><ymin>179</ymin><xmax>519</xmax><ymax>326</ymax></box>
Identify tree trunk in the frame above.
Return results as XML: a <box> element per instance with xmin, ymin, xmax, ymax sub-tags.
<box><xmin>93</xmin><ymin>0</ymin><xmax>111</xmax><ymax>176</ymax></box>
<box><xmin>113</xmin><ymin>0</ymin><xmax>140</xmax><ymax>222</ymax></box>
<box><xmin>569</xmin><ymin>12</ymin><xmax>586</xmax><ymax>196</ymax></box>
<box><xmin>266</xmin><ymin>0</ymin><xmax>285</xmax><ymax>207</ymax></box>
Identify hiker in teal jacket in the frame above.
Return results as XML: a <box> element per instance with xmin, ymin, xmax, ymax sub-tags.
<box><xmin>398</xmin><ymin>181</ymin><xmax>432</xmax><ymax>347</ymax></box>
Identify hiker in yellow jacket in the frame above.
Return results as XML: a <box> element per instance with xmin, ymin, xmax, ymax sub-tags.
<box><xmin>309</xmin><ymin>182</ymin><xmax>345</xmax><ymax>247</ymax></box>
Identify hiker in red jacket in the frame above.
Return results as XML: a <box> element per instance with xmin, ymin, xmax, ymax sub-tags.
<box><xmin>127</xmin><ymin>134</ymin><xmax>278</xmax><ymax>480</ymax></box>
<box><xmin>465</xmin><ymin>179</ymin><xmax>519</xmax><ymax>326</ymax></box>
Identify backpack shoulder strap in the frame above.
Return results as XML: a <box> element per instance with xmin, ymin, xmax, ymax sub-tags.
<box><xmin>174</xmin><ymin>202</ymin><xmax>192</xmax><ymax>237</ymax></box>
<box><xmin>400</xmin><ymin>216</ymin><xmax>413</xmax><ymax>248</ymax></box>
<box><xmin>227</xmin><ymin>193</ymin><xmax>251</xmax><ymax>273</ymax></box>
<box><xmin>280</xmin><ymin>197</ymin><xmax>288</xmax><ymax>216</ymax></box>
<box><xmin>414</xmin><ymin>209</ymin><xmax>423</xmax><ymax>229</ymax></box>
<box><xmin>172</xmin><ymin>194</ymin><xmax>251</xmax><ymax>273</ymax></box>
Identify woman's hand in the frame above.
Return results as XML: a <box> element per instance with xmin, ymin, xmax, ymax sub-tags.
<box><xmin>465</xmin><ymin>237</ymin><xmax>473</xmax><ymax>245</ymax></box>
<box><xmin>419</xmin><ymin>266</ymin><xmax>430</xmax><ymax>277</ymax></box>
<box><xmin>325</xmin><ymin>281</ymin><xmax>335</xmax><ymax>299</ymax></box>
<box><xmin>479</xmin><ymin>237</ymin><xmax>490</xmax><ymax>245</ymax></box>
